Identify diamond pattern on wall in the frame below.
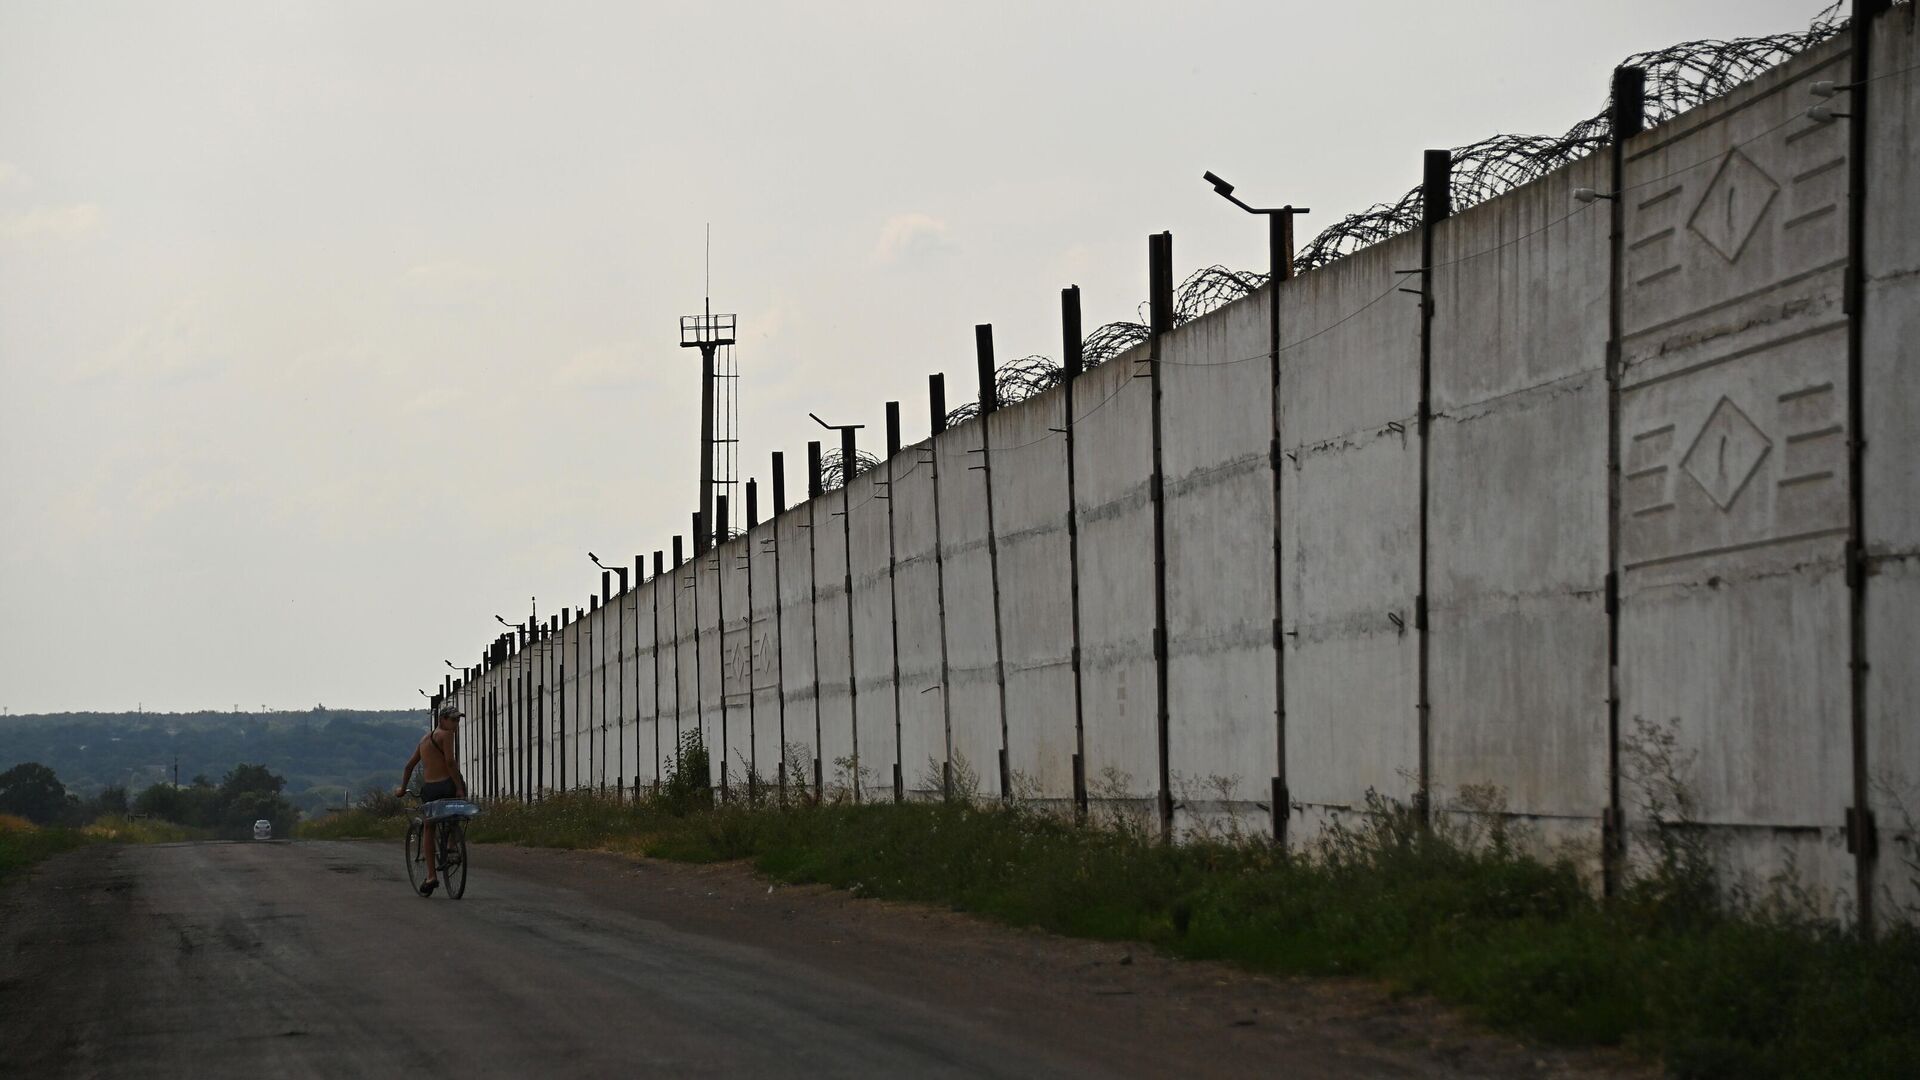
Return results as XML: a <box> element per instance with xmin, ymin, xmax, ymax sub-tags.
<box><xmin>1680</xmin><ymin>396</ymin><xmax>1771</xmax><ymax>511</ymax></box>
<box><xmin>1687</xmin><ymin>150</ymin><xmax>1779</xmax><ymax>262</ymax></box>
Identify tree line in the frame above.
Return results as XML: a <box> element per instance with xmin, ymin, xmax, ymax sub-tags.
<box><xmin>0</xmin><ymin>760</ymin><xmax>297</xmax><ymax>840</ymax></box>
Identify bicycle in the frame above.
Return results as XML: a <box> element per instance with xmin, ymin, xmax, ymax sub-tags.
<box><xmin>405</xmin><ymin>795</ymin><xmax>480</xmax><ymax>899</ymax></box>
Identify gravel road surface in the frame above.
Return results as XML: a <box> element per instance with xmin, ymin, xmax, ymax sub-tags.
<box><xmin>0</xmin><ymin>840</ymin><xmax>1647</xmax><ymax>1078</ymax></box>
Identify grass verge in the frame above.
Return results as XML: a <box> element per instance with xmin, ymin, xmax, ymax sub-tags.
<box><xmin>301</xmin><ymin>788</ymin><xmax>1919</xmax><ymax>1079</ymax></box>
<box><xmin>0</xmin><ymin>813</ymin><xmax>96</xmax><ymax>883</ymax></box>
<box><xmin>0</xmin><ymin>813</ymin><xmax>199</xmax><ymax>884</ymax></box>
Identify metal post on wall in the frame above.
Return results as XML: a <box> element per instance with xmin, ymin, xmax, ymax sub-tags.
<box><xmin>536</xmin><ymin>624</ymin><xmax>546</xmax><ymax>800</ymax></box>
<box><xmin>510</xmin><ymin>632</ymin><xmax>521</xmax><ymax>802</ymax></box>
<box><xmin>885</xmin><ymin>401</ymin><xmax>905</xmax><ymax>803</ymax></box>
<box><xmin>671</xmin><ymin>534</ymin><xmax>685</xmax><ymax>752</ymax></box>
<box><xmin>615</xmin><ymin>567</ymin><xmax>628</xmax><ymax>802</ymax></box>
<box><xmin>560</xmin><ymin>610</ymin><xmax>571</xmax><ymax>791</ymax></box>
<box><xmin>1267</xmin><ymin>209</ymin><xmax>1300</xmax><ymax>846</ymax></box>
<box><xmin>521</xmin><ymin>625</ymin><xmax>531</xmax><ymax>801</ymax></box>
<box><xmin>806</xmin><ymin>440</ymin><xmax>825</xmax><ymax>797</ymax></box>
<box><xmin>587</xmin><ymin>597</ymin><xmax>599</xmax><ymax>792</ymax></box>
<box><xmin>634</xmin><ymin>555</ymin><xmax>644</xmax><ymax>795</ymax></box>
<box><xmin>837</xmin><ymin>426</ymin><xmax>862</xmax><ymax>802</ymax></box>
<box><xmin>716</xmin><ymin>493</ymin><xmax>731</xmax><ymax>800</ymax></box>
<box><xmin>744</xmin><ymin>481</ymin><xmax>761</xmax><ymax>796</ymax></box>
<box><xmin>1843</xmin><ymin>0</ymin><xmax>1886</xmax><ymax>932</ymax></box>
<box><xmin>601</xmin><ymin>572</ymin><xmax>613</xmax><ymax>792</ymax></box>
<box><xmin>1199</xmin><ymin>170</ymin><xmax>1309</xmax><ymax>842</ymax></box>
<box><xmin>1146</xmin><ymin>231</ymin><xmax>1175</xmax><ymax>843</ymax></box>
<box><xmin>928</xmin><ymin>373</ymin><xmax>955</xmax><ymax>799</ymax></box>
<box><xmin>576</xmin><ymin>611</ymin><xmax>587</xmax><ymax>791</ymax></box>
<box><xmin>553</xmin><ymin>616</ymin><xmax>563</xmax><ymax>793</ymax></box>
<box><xmin>1603</xmin><ymin>65</ymin><xmax>1646</xmax><ymax>897</ymax></box>
<box><xmin>1062</xmin><ymin>286</ymin><xmax>1090</xmax><ymax>820</ymax></box>
<box><xmin>1415</xmin><ymin>149</ymin><xmax>1451</xmax><ymax>828</ymax></box>
<box><xmin>651</xmin><ymin>551</ymin><xmax>665</xmax><ymax>791</ymax></box>
<box><xmin>690</xmin><ymin>511</ymin><xmax>706</xmax><ymax>778</ymax></box>
<box><xmin>770</xmin><ymin>454</ymin><xmax>790</xmax><ymax>799</ymax></box>
<box><xmin>510</xmin><ymin>628</ymin><xmax>519</xmax><ymax>801</ymax></box>
<box><xmin>974</xmin><ymin>324</ymin><xmax>1012</xmax><ymax>799</ymax></box>
<box><xmin>524</xmin><ymin>622</ymin><xmax>534</xmax><ymax>801</ymax></box>
<box><xmin>500</xmin><ymin>640</ymin><xmax>511</xmax><ymax>801</ymax></box>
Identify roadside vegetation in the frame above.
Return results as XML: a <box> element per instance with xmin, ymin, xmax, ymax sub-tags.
<box><xmin>301</xmin><ymin>730</ymin><xmax>1920</xmax><ymax>1079</ymax></box>
<box><xmin>0</xmin><ymin>813</ymin><xmax>197</xmax><ymax>883</ymax></box>
<box><xmin>0</xmin><ymin>760</ymin><xmax>295</xmax><ymax>881</ymax></box>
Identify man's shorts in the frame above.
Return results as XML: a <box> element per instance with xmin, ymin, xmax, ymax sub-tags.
<box><xmin>421</xmin><ymin>778</ymin><xmax>458</xmax><ymax>802</ymax></box>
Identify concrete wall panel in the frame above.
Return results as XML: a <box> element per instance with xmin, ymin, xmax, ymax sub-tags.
<box><xmin>1864</xmin><ymin>8</ymin><xmax>1920</xmax><ymax>919</ymax></box>
<box><xmin>1071</xmin><ymin>347</ymin><xmax>1158</xmax><ymax>801</ymax></box>
<box><xmin>695</xmin><ymin>552</ymin><xmax>723</xmax><ymax>785</ymax></box>
<box><xmin>846</xmin><ymin>466</ymin><xmax>900</xmax><ymax>800</ymax></box>
<box><xmin>1618</xmin><ymin>38</ymin><xmax>1854</xmax><ymax>902</ymax></box>
<box><xmin>717</xmin><ymin>533</ymin><xmax>754</xmax><ymax>794</ymax></box>
<box><xmin>809</xmin><ymin>487</ymin><xmax>857</xmax><ymax>793</ymax></box>
<box><xmin>934</xmin><ymin>420</ymin><xmax>1004</xmax><ymax>797</ymax></box>
<box><xmin>985</xmin><ymin>392</ymin><xmax>1075</xmax><ymax>801</ymax></box>
<box><xmin>889</xmin><ymin>441</ymin><xmax>948</xmax><ymax>795</ymax></box>
<box><xmin>775</xmin><ymin>506</ymin><xmax>821</xmax><ymax>791</ymax></box>
<box><xmin>634</xmin><ymin>577</ymin><xmax>662</xmax><ymax>789</ymax></box>
<box><xmin>743</xmin><ymin>520</ymin><xmax>783</xmax><ymax>789</ymax></box>
<box><xmin>1280</xmin><ymin>231</ymin><xmax>1424</xmax><ymax>829</ymax></box>
<box><xmin>671</xmin><ymin>558</ymin><xmax>698</xmax><ymax>774</ymax></box>
<box><xmin>1428</xmin><ymin>152</ymin><xmax>1610</xmax><ymax>852</ymax></box>
<box><xmin>1161</xmin><ymin>290</ymin><xmax>1277</xmax><ymax>824</ymax></box>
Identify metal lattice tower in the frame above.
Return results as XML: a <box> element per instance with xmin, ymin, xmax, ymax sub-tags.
<box><xmin>679</xmin><ymin>299</ymin><xmax>738</xmax><ymax>550</ymax></box>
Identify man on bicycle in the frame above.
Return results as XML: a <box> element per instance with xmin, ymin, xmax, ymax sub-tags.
<box><xmin>396</xmin><ymin>701</ymin><xmax>467</xmax><ymax>896</ymax></box>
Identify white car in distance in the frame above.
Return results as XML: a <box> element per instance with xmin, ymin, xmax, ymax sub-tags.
<box><xmin>252</xmin><ymin>819</ymin><xmax>272</xmax><ymax>841</ymax></box>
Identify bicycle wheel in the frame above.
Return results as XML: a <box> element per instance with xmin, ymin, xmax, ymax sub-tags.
<box><xmin>404</xmin><ymin>820</ymin><xmax>425</xmax><ymax>894</ymax></box>
<box><xmin>441</xmin><ymin>820</ymin><xmax>468</xmax><ymax>899</ymax></box>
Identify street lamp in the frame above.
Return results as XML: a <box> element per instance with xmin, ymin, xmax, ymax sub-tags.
<box><xmin>1205</xmin><ymin>170</ymin><xmax>1309</xmax><ymax>847</ymax></box>
<box><xmin>589</xmin><ymin>552</ymin><xmax>630</xmax><ymax>593</ymax></box>
<box><xmin>1201</xmin><ymin>171</ymin><xmax>1309</xmax><ymax>292</ymax></box>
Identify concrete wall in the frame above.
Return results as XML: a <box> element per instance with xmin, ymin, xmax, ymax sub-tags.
<box><xmin>1071</xmin><ymin>347</ymin><xmax>1159</xmax><ymax>805</ymax></box>
<box><xmin>635</xmin><ymin>577</ymin><xmax>662</xmax><ymax>789</ymax></box>
<box><xmin>1428</xmin><ymin>151</ymin><xmax>1612</xmax><ymax>865</ymax></box>
<box><xmin>986</xmin><ymin>393</ymin><xmax>1076</xmax><ymax>803</ymax></box>
<box><xmin>746</xmin><ymin>518</ymin><xmax>785</xmax><ymax>786</ymax></box>
<box><xmin>1161</xmin><ymin>290</ymin><xmax>1277</xmax><ymax>831</ymax></box>
<box><xmin>935</xmin><ymin>419</ymin><xmax>1005</xmax><ymax>796</ymax></box>
<box><xmin>890</xmin><ymin>440</ymin><xmax>947</xmax><ymax>796</ymax></box>
<box><xmin>776</xmin><ymin>501</ymin><xmax>821</xmax><ymax>791</ymax></box>
<box><xmin>810</xmin><ymin>486</ymin><xmax>857</xmax><ymax>793</ymax></box>
<box><xmin>1618</xmin><ymin>35</ymin><xmax>1856</xmax><ymax>902</ymax></box>
<box><xmin>693</xmin><ymin>554</ymin><xmax>720</xmax><ymax>783</ymax></box>
<box><xmin>846</xmin><ymin>465</ymin><xmax>900</xmax><ymax>800</ymax></box>
<box><xmin>1864</xmin><ymin>7</ymin><xmax>1920</xmax><ymax>919</ymax></box>
<box><xmin>1280</xmin><ymin>229</ymin><xmax>1424</xmax><ymax>839</ymax></box>
<box><xmin>448</xmin><ymin>14</ymin><xmax>1918</xmax><ymax>920</ymax></box>
<box><xmin>718</xmin><ymin>530</ymin><xmax>753</xmax><ymax>794</ymax></box>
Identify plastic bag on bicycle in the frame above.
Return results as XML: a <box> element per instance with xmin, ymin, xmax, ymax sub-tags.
<box><xmin>423</xmin><ymin>799</ymin><xmax>481</xmax><ymax>822</ymax></box>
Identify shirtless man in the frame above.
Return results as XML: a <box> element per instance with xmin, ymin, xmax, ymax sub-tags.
<box><xmin>396</xmin><ymin>702</ymin><xmax>468</xmax><ymax>896</ymax></box>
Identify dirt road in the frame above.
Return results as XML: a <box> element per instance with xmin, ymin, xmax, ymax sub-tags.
<box><xmin>0</xmin><ymin>841</ymin><xmax>1645</xmax><ymax>1078</ymax></box>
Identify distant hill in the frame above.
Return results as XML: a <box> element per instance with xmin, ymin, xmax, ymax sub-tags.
<box><xmin>0</xmin><ymin>709</ymin><xmax>428</xmax><ymax>816</ymax></box>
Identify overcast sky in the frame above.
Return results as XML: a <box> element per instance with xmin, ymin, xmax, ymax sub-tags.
<box><xmin>0</xmin><ymin>0</ymin><xmax>1825</xmax><ymax>713</ymax></box>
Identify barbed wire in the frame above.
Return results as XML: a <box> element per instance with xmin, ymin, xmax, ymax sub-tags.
<box><xmin>788</xmin><ymin>10</ymin><xmax>1854</xmax><ymax>504</ymax></box>
<box><xmin>1295</xmin><ymin>2</ymin><xmax>1845</xmax><ymax>271</ymax></box>
<box><xmin>942</xmin><ymin>354</ymin><xmax>1071</xmax><ymax>426</ymax></box>
<box><xmin>819</xmin><ymin>447</ymin><xmax>883</xmax><ymax>491</ymax></box>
